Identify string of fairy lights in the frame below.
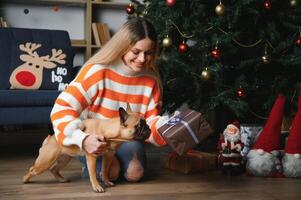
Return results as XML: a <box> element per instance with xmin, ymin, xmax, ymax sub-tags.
<box><xmin>126</xmin><ymin>0</ymin><xmax>301</xmax><ymax>61</ymax></box>
<box><xmin>125</xmin><ymin>0</ymin><xmax>301</xmax><ymax>118</ymax></box>
<box><xmin>125</xmin><ymin>0</ymin><xmax>301</xmax><ymax>88</ymax></box>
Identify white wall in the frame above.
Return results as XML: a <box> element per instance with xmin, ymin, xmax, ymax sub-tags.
<box><xmin>2</xmin><ymin>4</ymin><xmax>85</xmax><ymax>39</ymax></box>
<box><xmin>1</xmin><ymin>1</ymin><xmax>130</xmax><ymax>65</ymax></box>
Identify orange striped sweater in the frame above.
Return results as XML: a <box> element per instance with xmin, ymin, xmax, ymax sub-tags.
<box><xmin>50</xmin><ymin>60</ymin><xmax>168</xmax><ymax>149</ymax></box>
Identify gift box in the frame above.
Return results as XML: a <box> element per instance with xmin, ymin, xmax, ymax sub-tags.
<box><xmin>158</xmin><ymin>108</ymin><xmax>213</xmax><ymax>156</ymax></box>
<box><xmin>240</xmin><ymin>124</ymin><xmax>263</xmax><ymax>157</ymax></box>
<box><xmin>163</xmin><ymin>150</ymin><xmax>217</xmax><ymax>174</ymax></box>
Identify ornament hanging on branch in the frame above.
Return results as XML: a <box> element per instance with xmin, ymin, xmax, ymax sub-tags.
<box><xmin>261</xmin><ymin>44</ymin><xmax>271</xmax><ymax>64</ymax></box>
<box><xmin>211</xmin><ymin>47</ymin><xmax>221</xmax><ymax>59</ymax></box>
<box><xmin>261</xmin><ymin>54</ymin><xmax>271</xmax><ymax>64</ymax></box>
<box><xmin>296</xmin><ymin>30</ymin><xmax>301</xmax><ymax>47</ymax></box>
<box><xmin>166</xmin><ymin>0</ymin><xmax>176</xmax><ymax>7</ymax></box>
<box><xmin>264</xmin><ymin>0</ymin><xmax>272</xmax><ymax>10</ymax></box>
<box><xmin>237</xmin><ymin>86</ymin><xmax>246</xmax><ymax>98</ymax></box>
<box><xmin>289</xmin><ymin>0</ymin><xmax>299</xmax><ymax>7</ymax></box>
<box><xmin>167</xmin><ymin>19</ymin><xmax>194</xmax><ymax>51</ymax></box>
<box><xmin>296</xmin><ymin>37</ymin><xmax>301</xmax><ymax>46</ymax></box>
<box><xmin>162</xmin><ymin>35</ymin><xmax>173</xmax><ymax>48</ymax></box>
<box><xmin>126</xmin><ymin>3</ymin><xmax>135</xmax><ymax>15</ymax></box>
<box><xmin>178</xmin><ymin>41</ymin><xmax>188</xmax><ymax>53</ymax></box>
<box><xmin>215</xmin><ymin>0</ymin><xmax>225</xmax><ymax>16</ymax></box>
<box><xmin>211</xmin><ymin>42</ymin><xmax>221</xmax><ymax>59</ymax></box>
<box><xmin>201</xmin><ymin>68</ymin><xmax>212</xmax><ymax>81</ymax></box>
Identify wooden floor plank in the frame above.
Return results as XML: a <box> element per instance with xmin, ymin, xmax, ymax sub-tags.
<box><xmin>1</xmin><ymin>148</ymin><xmax>301</xmax><ymax>200</ymax></box>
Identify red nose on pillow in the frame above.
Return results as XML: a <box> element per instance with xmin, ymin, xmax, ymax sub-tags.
<box><xmin>16</xmin><ymin>71</ymin><xmax>36</xmax><ymax>86</ymax></box>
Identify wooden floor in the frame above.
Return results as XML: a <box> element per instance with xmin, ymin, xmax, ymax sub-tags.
<box><xmin>1</xmin><ymin>145</ymin><xmax>301</xmax><ymax>200</ymax></box>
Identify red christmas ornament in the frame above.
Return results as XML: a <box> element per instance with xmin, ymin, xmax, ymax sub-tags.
<box><xmin>237</xmin><ymin>87</ymin><xmax>246</xmax><ymax>98</ymax></box>
<box><xmin>264</xmin><ymin>0</ymin><xmax>272</xmax><ymax>10</ymax></box>
<box><xmin>53</xmin><ymin>5</ymin><xmax>59</xmax><ymax>12</ymax></box>
<box><xmin>126</xmin><ymin>4</ymin><xmax>135</xmax><ymax>15</ymax></box>
<box><xmin>178</xmin><ymin>41</ymin><xmax>188</xmax><ymax>53</ymax></box>
<box><xmin>211</xmin><ymin>47</ymin><xmax>221</xmax><ymax>59</ymax></box>
<box><xmin>166</xmin><ymin>0</ymin><xmax>176</xmax><ymax>7</ymax></box>
<box><xmin>296</xmin><ymin>36</ymin><xmax>301</xmax><ymax>47</ymax></box>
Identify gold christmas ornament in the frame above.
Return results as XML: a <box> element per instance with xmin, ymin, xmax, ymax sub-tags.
<box><xmin>290</xmin><ymin>0</ymin><xmax>299</xmax><ymax>7</ymax></box>
<box><xmin>261</xmin><ymin>54</ymin><xmax>270</xmax><ymax>64</ymax></box>
<box><xmin>201</xmin><ymin>68</ymin><xmax>211</xmax><ymax>80</ymax></box>
<box><xmin>262</xmin><ymin>44</ymin><xmax>271</xmax><ymax>64</ymax></box>
<box><xmin>162</xmin><ymin>36</ymin><xmax>173</xmax><ymax>48</ymax></box>
<box><xmin>215</xmin><ymin>1</ymin><xmax>225</xmax><ymax>16</ymax></box>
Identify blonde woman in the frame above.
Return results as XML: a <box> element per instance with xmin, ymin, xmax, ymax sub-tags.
<box><xmin>50</xmin><ymin>18</ymin><xmax>169</xmax><ymax>182</ymax></box>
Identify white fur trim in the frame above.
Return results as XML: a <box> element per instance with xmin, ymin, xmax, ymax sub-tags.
<box><xmin>270</xmin><ymin>150</ymin><xmax>280</xmax><ymax>157</ymax></box>
<box><xmin>282</xmin><ymin>154</ymin><xmax>301</xmax><ymax>177</ymax></box>
<box><xmin>223</xmin><ymin>162</ymin><xmax>240</xmax><ymax>166</ymax></box>
<box><xmin>246</xmin><ymin>149</ymin><xmax>278</xmax><ymax>177</ymax></box>
<box><xmin>257</xmin><ymin>149</ymin><xmax>264</xmax><ymax>155</ymax></box>
<box><xmin>223</xmin><ymin>128</ymin><xmax>240</xmax><ymax>142</ymax></box>
<box><xmin>222</xmin><ymin>153</ymin><xmax>241</xmax><ymax>157</ymax></box>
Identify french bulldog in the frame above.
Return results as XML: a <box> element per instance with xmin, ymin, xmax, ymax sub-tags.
<box><xmin>23</xmin><ymin>107</ymin><xmax>151</xmax><ymax>193</ymax></box>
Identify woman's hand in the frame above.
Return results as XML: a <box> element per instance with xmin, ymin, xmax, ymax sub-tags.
<box><xmin>83</xmin><ymin>134</ymin><xmax>108</xmax><ymax>155</ymax></box>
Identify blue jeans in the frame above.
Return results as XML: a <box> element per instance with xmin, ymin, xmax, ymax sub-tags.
<box><xmin>77</xmin><ymin>141</ymin><xmax>146</xmax><ymax>180</ymax></box>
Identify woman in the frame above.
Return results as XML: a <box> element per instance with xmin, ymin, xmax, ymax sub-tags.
<box><xmin>50</xmin><ymin>18</ymin><xmax>169</xmax><ymax>182</ymax></box>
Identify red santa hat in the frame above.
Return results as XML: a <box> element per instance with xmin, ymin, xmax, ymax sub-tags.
<box><xmin>252</xmin><ymin>94</ymin><xmax>285</xmax><ymax>153</ymax></box>
<box><xmin>225</xmin><ymin>121</ymin><xmax>240</xmax><ymax>132</ymax></box>
<box><xmin>231</xmin><ymin>121</ymin><xmax>240</xmax><ymax>129</ymax></box>
<box><xmin>285</xmin><ymin>84</ymin><xmax>301</xmax><ymax>155</ymax></box>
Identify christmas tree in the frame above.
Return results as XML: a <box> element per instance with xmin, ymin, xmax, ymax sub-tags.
<box><xmin>128</xmin><ymin>0</ymin><xmax>301</xmax><ymax>124</ymax></box>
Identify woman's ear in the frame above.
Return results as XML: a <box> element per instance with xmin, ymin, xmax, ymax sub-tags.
<box><xmin>119</xmin><ymin>107</ymin><xmax>129</xmax><ymax>126</ymax></box>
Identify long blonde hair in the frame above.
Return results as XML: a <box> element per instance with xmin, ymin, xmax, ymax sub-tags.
<box><xmin>84</xmin><ymin>18</ymin><xmax>162</xmax><ymax>88</ymax></box>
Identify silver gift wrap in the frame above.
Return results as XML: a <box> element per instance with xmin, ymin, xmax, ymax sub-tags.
<box><xmin>240</xmin><ymin>124</ymin><xmax>263</xmax><ymax>157</ymax></box>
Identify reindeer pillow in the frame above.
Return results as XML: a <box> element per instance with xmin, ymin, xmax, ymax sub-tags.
<box><xmin>9</xmin><ymin>42</ymin><xmax>73</xmax><ymax>91</ymax></box>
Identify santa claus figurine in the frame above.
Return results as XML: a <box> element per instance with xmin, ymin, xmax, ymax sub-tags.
<box><xmin>246</xmin><ymin>94</ymin><xmax>285</xmax><ymax>177</ymax></box>
<box><xmin>218</xmin><ymin>121</ymin><xmax>244</xmax><ymax>176</ymax></box>
<box><xmin>282</xmin><ymin>84</ymin><xmax>301</xmax><ymax>178</ymax></box>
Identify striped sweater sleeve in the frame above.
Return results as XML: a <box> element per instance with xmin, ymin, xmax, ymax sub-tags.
<box><xmin>145</xmin><ymin>82</ymin><xmax>169</xmax><ymax>147</ymax></box>
<box><xmin>50</xmin><ymin>64</ymin><xmax>101</xmax><ymax>149</ymax></box>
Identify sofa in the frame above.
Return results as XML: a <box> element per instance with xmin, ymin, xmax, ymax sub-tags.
<box><xmin>0</xmin><ymin>27</ymin><xmax>79</xmax><ymax>125</ymax></box>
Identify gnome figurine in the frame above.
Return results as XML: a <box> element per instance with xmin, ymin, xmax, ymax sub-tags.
<box><xmin>246</xmin><ymin>94</ymin><xmax>285</xmax><ymax>177</ymax></box>
<box><xmin>282</xmin><ymin>84</ymin><xmax>301</xmax><ymax>178</ymax></box>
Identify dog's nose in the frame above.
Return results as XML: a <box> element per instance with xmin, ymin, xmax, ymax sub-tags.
<box><xmin>134</xmin><ymin>122</ymin><xmax>151</xmax><ymax>141</ymax></box>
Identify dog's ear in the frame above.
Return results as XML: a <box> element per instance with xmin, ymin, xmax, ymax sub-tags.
<box><xmin>119</xmin><ymin>107</ymin><xmax>129</xmax><ymax>126</ymax></box>
<box><xmin>126</xmin><ymin>103</ymin><xmax>133</xmax><ymax>113</ymax></box>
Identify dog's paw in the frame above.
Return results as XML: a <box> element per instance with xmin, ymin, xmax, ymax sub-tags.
<box><xmin>23</xmin><ymin>174</ymin><xmax>31</xmax><ymax>183</ymax></box>
<box><xmin>58</xmin><ymin>178</ymin><xmax>69</xmax><ymax>183</ymax></box>
<box><xmin>92</xmin><ymin>184</ymin><xmax>105</xmax><ymax>193</ymax></box>
<box><xmin>104</xmin><ymin>181</ymin><xmax>114</xmax><ymax>187</ymax></box>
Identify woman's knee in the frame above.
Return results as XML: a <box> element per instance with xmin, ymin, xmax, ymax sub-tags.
<box><xmin>124</xmin><ymin>153</ymin><xmax>145</xmax><ymax>182</ymax></box>
<box><xmin>117</xmin><ymin>141</ymin><xmax>146</xmax><ymax>168</ymax></box>
<box><xmin>116</xmin><ymin>141</ymin><xmax>146</xmax><ymax>182</ymax></box>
